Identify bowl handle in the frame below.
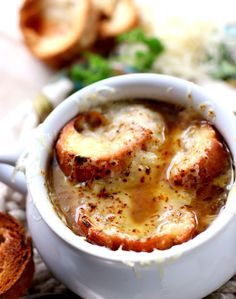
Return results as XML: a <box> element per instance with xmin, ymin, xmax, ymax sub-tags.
<box><xmin>0</xmin><ymin>147</ymin><xmax>27</xmax><ymax>194</ymax></box>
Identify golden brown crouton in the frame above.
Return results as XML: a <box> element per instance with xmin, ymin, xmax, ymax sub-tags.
<box><xmin>56</xmin><ymin>106</ymin><xmax>160</xmax><ymax>182</ymax></box>
<box><xmin>168</xmin><ymin>124</ymin><xmax>229</xmax><ymax>189</ymax></box>
<box><xmin>77</xmin><ymin>206</ymin><xmax>197</xmax><ymax>252</ymax></box>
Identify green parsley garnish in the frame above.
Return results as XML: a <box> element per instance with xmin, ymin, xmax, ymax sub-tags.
<box><xmin>69</xmin><ymin>29</ymin><xmax>165</xmax><ymax>88</ymax></box>
<box><xmin>69</xmin><ymin>53</ymin><xmax>113</xmax><ymax>86</ymax></box>
<box><xmin>116</xmin><ymin>28</ymin><xmax>165</xmax><ymax>71</ymax></box>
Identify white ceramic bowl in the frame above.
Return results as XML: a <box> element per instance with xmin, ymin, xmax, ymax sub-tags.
<box><xmin>2</xmin><ymin>74</ymin><xmax>236</xmax><ymax>299</ymax></box>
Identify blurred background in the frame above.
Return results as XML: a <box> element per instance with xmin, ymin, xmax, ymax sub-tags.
<box><xmin>1</xmin><ymin>0</ymin><xmax>236</xmax><ymax>120</ymax></box>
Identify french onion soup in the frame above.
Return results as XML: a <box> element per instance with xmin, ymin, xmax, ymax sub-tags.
<box><xmin>47</xmin><ymin>100</ymin><xmax>233</xmax><ymax>252</ymax></box>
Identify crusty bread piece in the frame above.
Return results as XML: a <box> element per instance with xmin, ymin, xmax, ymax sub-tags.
<box><xmin>0</xmin><ymin>213</ymin><xmax>34</xmax><ymax>299</ymax></box>
<box><xmin>97</xmin><ymin>0</ymin><xmax>139</xmax><ymax>38</ymax></box>
<box><xmin>168</xmin><ymin>124</ymin><xmax>229</xmax><ymax>189</ymax></box>
<box><xmin>92</xmin><ymin>0</ymin><xmax>118</xmax><ymax>17</ymax></box>
<box><xmin>19</xmin><ymin>0</ymin><xmax>139</xmax><ymax>65</ymax></box>
<box><xmin>19</xmin><ymin>0</ymin><xmax>99</xmax><ymax>66</ymax></box>
<box><xmin>56</xmin><ymin>111</ymin><xmax>153</xmax><ymax>182</ymax></box>
<box><xmin>78</xmin><ymin>206</ymin><xmax>197</xmax><ymax>252</ymax></box>
<box><xmin>56</xmin><ymin>104</ymin><xmax>164</xmax><ymax>182</ymax></box>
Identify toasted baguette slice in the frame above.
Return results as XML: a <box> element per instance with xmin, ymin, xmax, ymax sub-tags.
<box><xmin>78</xmin><ymin>206</ymin><xmax>197</xmax><ymax>252</ymax></box>
<box><xmin>0</xmin><ymin>213</ymin><xmax>34</xmax><ymax>299</ymax></box>
<box><xmin>92</xmin><ymin>0</ymin><xmax>118</xmax><ymax>17</ymax></box>
<box><xmin>98</xmin><ymin>0</ymin><xmax>139</xmax><ymax>38</ymax></box>
<box><xmin>56</xmin><ymin>104</ymin><xmax>165</xmax><ymax>182</ymax></box>
<box><xmin>168</xmin><ymin>124</ymin><xmax>229</xmax><ymax>189</ymax></box>
<box><xmin>19</xmin><ymin>0</ymin><xmax>98</xmax><ymax>66</ymax></box>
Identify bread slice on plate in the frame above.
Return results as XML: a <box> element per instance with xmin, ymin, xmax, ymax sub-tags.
<box><xmin>97</xmin><ymin>0</ymin><xmax>139</xmax><ymax>38</ymax></box>
<box><xmin>19</xmin><ymin>0</ymin><xmax>99</xmax><ymax>66</ymax></box>
<box><xmin>0</xmin><ymin>212</ymin><xmax>34</xmax><ymax>299</ymax></box>
<box><xmin>92</xmin><ymin>0</ymin><xmax>119</xmax><ymax>17</ymax></box>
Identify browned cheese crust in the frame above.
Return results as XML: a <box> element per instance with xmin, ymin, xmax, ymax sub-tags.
<box><xmin>77</xmin><ymin>206</ymin><xmax>197</xmax><ymax>252</ymax></box>
<box><xmin>0</xmin><ymin>213</ymin><xmax>34</xmax><ymax>299</ymax></box>
<box><xmin>56</xmin><ymin>109</ymin><xmax>156</xmax><ymax>182</ymax></box>
<box><xmin>168</xmin><ymin>124</ymin><xmax>229</xmax><ymax>189</ymax></box>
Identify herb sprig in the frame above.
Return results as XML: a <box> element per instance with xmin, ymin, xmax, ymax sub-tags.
<box><xmin>116</xmin><ymin>28</ymin><xmax>165</xmax><ymax>71</ymax></box>
<box><xmin>69</xmin><ymin>53</ymin><xmax>113</xmax><ymax>87</ymax></box>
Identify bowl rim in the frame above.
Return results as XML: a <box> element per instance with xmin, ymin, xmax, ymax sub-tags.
<box><xmin>26</xmin><ymin>73</ymin><xmax>236</xmax><ymax>263</ymax></box>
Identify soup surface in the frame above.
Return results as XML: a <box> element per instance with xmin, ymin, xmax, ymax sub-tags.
<box><xmin>47</xmin><ymin>100</ymin><xmax>233</xmax><ymax>252</ymax></box>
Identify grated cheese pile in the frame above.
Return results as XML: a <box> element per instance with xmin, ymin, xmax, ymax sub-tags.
<box><xmin>151</xmin><ymin>18</ymin><xmax>223</xmax><ymax>81</ymax></box>
<box><xmin>134</xmin><ymin>0</ymin><xmax>234</xmax><ymax>82</ymax></box>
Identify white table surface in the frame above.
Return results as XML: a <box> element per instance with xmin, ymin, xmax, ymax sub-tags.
<box><xmin>0</xmin><ymin>0</ymin><xmax>53</xmax><ymax>120</ymax></box>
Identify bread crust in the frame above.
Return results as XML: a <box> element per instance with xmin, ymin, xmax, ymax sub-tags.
<box><xmin>19</xmin><ymin>0</ymin><xmax>99</xmax><ymax>66</ymax></box>
<box><xmin>92</xmin><ymin>0</ymin><xmax>119</xmax><ymax>17</ymax></box>
<box><xmin>168</xmin><ymin>124</ymin><xmax>229</xmax><ymax>189</ymax></box>
<box><xmin>77</xmin><ymin>206</ymin><xmax>197</xmax><ymax>252</ymax></box>
<box><xmin>56</xmin><ymin>108</ymin><xmax>159</xmax><ymax>182</ymax></box>
<box><xmin>0</xmin><ymin>213</ymin><xmax>34</xmax><ymax>299</ymax></box>
<box><xmin>98</xmin><ymin>0</ymin><xmax>139</xmax><ymax>38</ymax></box>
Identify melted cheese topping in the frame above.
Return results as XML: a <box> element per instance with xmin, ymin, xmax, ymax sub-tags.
<box><xmin>64</xmin><ymin>103</ymin><xmax>165</xmax><ymax>158</ymax></box>
<box><xmin>48</xmin><ymin>101</ymin><xmax>233</xmax><ymax>242</ymax></box>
